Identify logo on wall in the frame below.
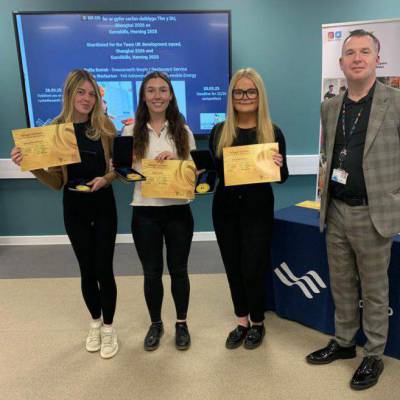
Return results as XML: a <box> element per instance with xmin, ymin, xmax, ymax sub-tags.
<box><xmin>274</xmin><ymin>262</ymin><xmax>327</xmax><ymax>299</ymax></box>
<box><xmin>328</xmin><ymin>31</ymin><xmax>342</xmax><ymax>41</ymax></box>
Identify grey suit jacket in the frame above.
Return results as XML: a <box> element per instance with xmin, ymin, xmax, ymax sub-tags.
<box><xmin>319</xmin><ymin>80</ymin><xmax>400</xmax><ymax>238</ymax></box>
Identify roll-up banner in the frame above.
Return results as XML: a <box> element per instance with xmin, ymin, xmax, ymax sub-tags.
<box><xmin>317</xmin><ymin>19</ymin><xmax>400</xmax><ymax>199</ymax></box>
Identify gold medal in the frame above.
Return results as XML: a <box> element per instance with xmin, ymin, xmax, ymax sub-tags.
<box><xmin>127</xmin><ymin>173</ymin><xmax>142</xmax><ymax>181</ymax></box>
<box><xmin>196</xmin><ymin>183</ymin><xmax>210</xmax><ymax>193</ymax></box>
<box><xmin>76</xmin><ymin>185</ymin><xmax>91</xmax><ymax>192</ymax></box>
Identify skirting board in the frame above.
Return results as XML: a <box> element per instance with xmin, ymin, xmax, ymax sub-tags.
<box><xmin>0</xmin><ymin>232</ymin><xmax>216</xmax><ymax>246</ymax></box>
<box><xmin>0</xmin><ymin>155</ymin><xmax>319</xmax><ymax>178</ymax></box>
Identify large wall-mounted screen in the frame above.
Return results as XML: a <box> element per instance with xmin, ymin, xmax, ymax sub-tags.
<box><xmin>14</xmin><ymin>11</ymin><xmax>231</xmax><ymax>137</ymax></box>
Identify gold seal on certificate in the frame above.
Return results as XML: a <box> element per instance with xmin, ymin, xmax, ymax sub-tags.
<box><xmin>141</xmin><ymin>159</ymin><xmax>196</xmax><ymax>199</ymax></box>
<box><xmin>223</xmin><ymin>143</ymin><xmax>281</xmax><ymax>186</ymax></box>
<box><xmin>12</xmin><ymin>123</ymin><xmax>80</xmax><ymax>171</ymax></box>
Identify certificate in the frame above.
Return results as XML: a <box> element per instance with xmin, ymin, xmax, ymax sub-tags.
<box><xmin>223</xmin><ymin>143</ymin><xmax>280</xmax><ymax>186</ymax></box>
<box><xmin>12</xmin><ymin>123</ymin><xmax>80</xmax><ymax>172</ymax></box>
<box><xmin>141</xmin><ymin>159</ymin><xmax>196</xmax><ymax>199</ymax></box>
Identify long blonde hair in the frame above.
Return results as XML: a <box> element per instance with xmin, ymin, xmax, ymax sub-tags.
<box><xmin>217</xmin><ymin>68</ymin><xmax>275</xmax><ymax>157</ymax></box>
<box><xmin>52</xmin><ymin>69</ymin><xmax>115</xmax><ymax>139</ymax></box>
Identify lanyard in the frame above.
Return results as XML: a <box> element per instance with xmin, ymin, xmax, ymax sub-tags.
<box><xmin>341</xmin><ymin>102</ymin><xmax>364</xmax><ymax>142</ymax></box>
<box><xmin>338</xmin><ymin>102</ymin><xmax>364</xmax><ymax>168</ymax></box>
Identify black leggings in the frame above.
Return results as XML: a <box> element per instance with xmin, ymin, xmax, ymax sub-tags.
<box><xmin>131</xmin><ymin>205</ymin><xmax>194</xmax><ymax>322</ymax></box>
<box><xmin>63</xmin><ymin>187</ymin><xmax>117</xmax><ymax>325</ymax></box>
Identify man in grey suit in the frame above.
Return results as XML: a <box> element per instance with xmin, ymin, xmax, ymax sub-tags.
<box><xmin>306</xmin><ymin>29</ymin><xmax>400</xmax><ymax>390</ymax></box>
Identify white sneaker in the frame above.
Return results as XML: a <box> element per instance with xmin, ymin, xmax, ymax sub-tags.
<box><xmin>100</xmin><ymin>326</ymin><xmax>118</xmax><ymax>359</ymax></box>
<box><xmin>86</xmin><ymin>320</ymin><xmax>102</xmax><ymax>352</ymax></box>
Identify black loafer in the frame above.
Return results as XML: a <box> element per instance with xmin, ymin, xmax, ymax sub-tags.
<box><xmin>225</xmin><ymin>325</ymin><xmax>249</xmax><ymax>349</ymax></box>
<box><xmin>144</xmin><ymin>322</ymin><xmax>164</xmax><ymax>351</ymax></box>
<box><xmin>306</xmin><ymin>339</ymin><xmax>356</xmax><ymax>364</ymax></box>
<box><xmin>244</xmin><ymin>324</ymin><xmax>265</xmax><ymax>350</ymax></box>
<box><xmin>350</xmin><ymin>356</ymin><xmax>384</xmax><ymax>390</ymax></box>
<box><xmin>175</xmin><ymin>322</ymin><xmax>191</xmax><ymax>350</ymax></box>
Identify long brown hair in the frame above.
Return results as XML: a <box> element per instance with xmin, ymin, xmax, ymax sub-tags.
<box><xmin>217</xmin><ymin>68</ymin><xmax>275</xmax><ymax>157</ymax></box>
<box><xmin>52</xmin><ymin>69</ymin><xmax>115</xmax><ymax>139</ymax></box>
<box><xmin>133</xmin><ymin>71</ymin><xmax>189</xmax><ymax>160</ymax></box>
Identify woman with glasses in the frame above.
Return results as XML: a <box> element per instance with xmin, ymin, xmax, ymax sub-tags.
<box><xmin>122</xmin><ymin>71</ymin><xmax>196</xmax><ymax>351</ymax></box>
<box><xmin>209</xmin><ymin>68</ymin><xmax>288</xmax><ymax>350</ymax></box>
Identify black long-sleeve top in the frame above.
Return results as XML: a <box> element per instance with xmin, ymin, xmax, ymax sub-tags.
<box><xmin>209</xmin><ymin>123</ymin><xmax>288</xmax><ymax>211</ymax></box>
<box><xmin>67</xmin><ymin>122</ymin><xmax>106</xmax><ymax>182</ymax></box>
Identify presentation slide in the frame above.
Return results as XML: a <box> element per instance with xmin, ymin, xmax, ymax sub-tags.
<box><xmin>14</xmin><ymin>12</ymin><xmax>231</xmax><ymax>136</ymax></box>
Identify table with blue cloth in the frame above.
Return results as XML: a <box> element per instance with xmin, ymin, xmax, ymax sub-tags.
<box><xmin>269</xmin><ymin>205</ymin><xmax>400</xmax><ymax>359</ymax></box>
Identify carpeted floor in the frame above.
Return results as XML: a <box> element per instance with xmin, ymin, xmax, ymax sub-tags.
<box><xmin>1</xmin><ymin>272</ymin><xmax>399</xmax><ymax>400</ymax></box>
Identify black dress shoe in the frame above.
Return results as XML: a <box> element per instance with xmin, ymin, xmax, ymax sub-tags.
<box><xmin>306</xmin><ymin>339</ymin><xmax>356</xmax><ymax>364</ymax></box>
<box><xmin>225</xmin><ymin>325</ymin><xmax>249</xmax><ymax>349</ymax></box>
<box><xmin>144</xmin><ymin>322</ymin><xmax>164</xmax><ymax>351</ymax></box>
<box><xmin>244</xmin><ymin>324</ymin><xmax>265</xmax><ymax>350</ymax></box>
<box><xmin>175</xmin><ymin>322</ymin><xmax>191</xmax><ymax>350</ymax></box>
<box><xmin>350</xmin><ymin>356</ymin><xmax>384</xmax><ymax>390</ymax></box>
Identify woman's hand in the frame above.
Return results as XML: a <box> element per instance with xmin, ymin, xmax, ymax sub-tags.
<box><xmin>87</xmin><ymin>177</ymin><xmax>108</xmax><ymax>192</ymax></box>
<box><xmin>155</xmin><ymin>151</ymin><xmax>174</xmax><ymax>161</ymax></box>
<box><xmin>11</xmin><ymin>147</ymin><xmax>23</xmax><ymax>166</ymax></box>
<box><xmin>272</xmin><ymin>152</ymin><xmax>284</xmax><ymax>168</ymax></box>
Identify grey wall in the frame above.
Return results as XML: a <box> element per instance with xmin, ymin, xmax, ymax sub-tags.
<box><xmin>1</xmin><ymin>0</ymin><xmax>399</xmax><ymax>235</ymax></box>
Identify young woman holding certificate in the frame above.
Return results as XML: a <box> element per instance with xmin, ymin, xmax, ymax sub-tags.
<box><xmin>122</xmin><ymin>71</ymin><xmax>196</xmax><ymax>351</ymax></box>
<box><xmin>10</xmin><ymin>70</ymin><xmax>119</xmax><ymax>359</ymax></box>
<box><xmin>209</xmin><ymin>68</ymin><xmax>289</xmax><ymax>350</ymax></box>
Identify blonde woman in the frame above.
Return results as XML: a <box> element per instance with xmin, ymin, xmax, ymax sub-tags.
<box><xmin>209</xmin><ymin>68</ymin><xmax>288</xmax><ymax>349</ymax></box>
<box><xmin>11</xmin><ymin>70</ymin><xmax>119</xmax><ymax>359</ymax></box>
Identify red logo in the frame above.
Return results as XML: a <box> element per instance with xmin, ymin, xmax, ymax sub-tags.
<box><xmin>328</xmin><ymin>32</ymin><xmax>334</xmax><ymax>39</ymax></box>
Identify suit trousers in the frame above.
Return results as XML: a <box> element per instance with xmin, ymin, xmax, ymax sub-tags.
<box><xmin>326</xmin><ymin>198</ymin><xmax>392</xmax><ymax>356</ymax></box>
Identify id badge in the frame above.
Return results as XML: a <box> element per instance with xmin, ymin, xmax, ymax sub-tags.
<box><xmin>331</xmin><ymin>168</ymin><xmax>348</xmax><ymax>185</ymax></box>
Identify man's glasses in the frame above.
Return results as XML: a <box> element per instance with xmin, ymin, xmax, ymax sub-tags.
<box><xmin>232</xmin><ymin>88</ymin><xmax>259</xmax><ymax>100</ymax></box>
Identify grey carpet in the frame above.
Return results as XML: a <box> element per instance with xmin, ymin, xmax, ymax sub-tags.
<box><xmin>0</xmin><ymin>242</ymin><xmax>225</xmax><ymax>279</ymax></box>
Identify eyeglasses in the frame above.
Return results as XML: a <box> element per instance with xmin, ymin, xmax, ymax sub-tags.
<box><xmin>232</xmin><ymin>88</ymin><xmax>258</xmax><ymax>100</ymax></box>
